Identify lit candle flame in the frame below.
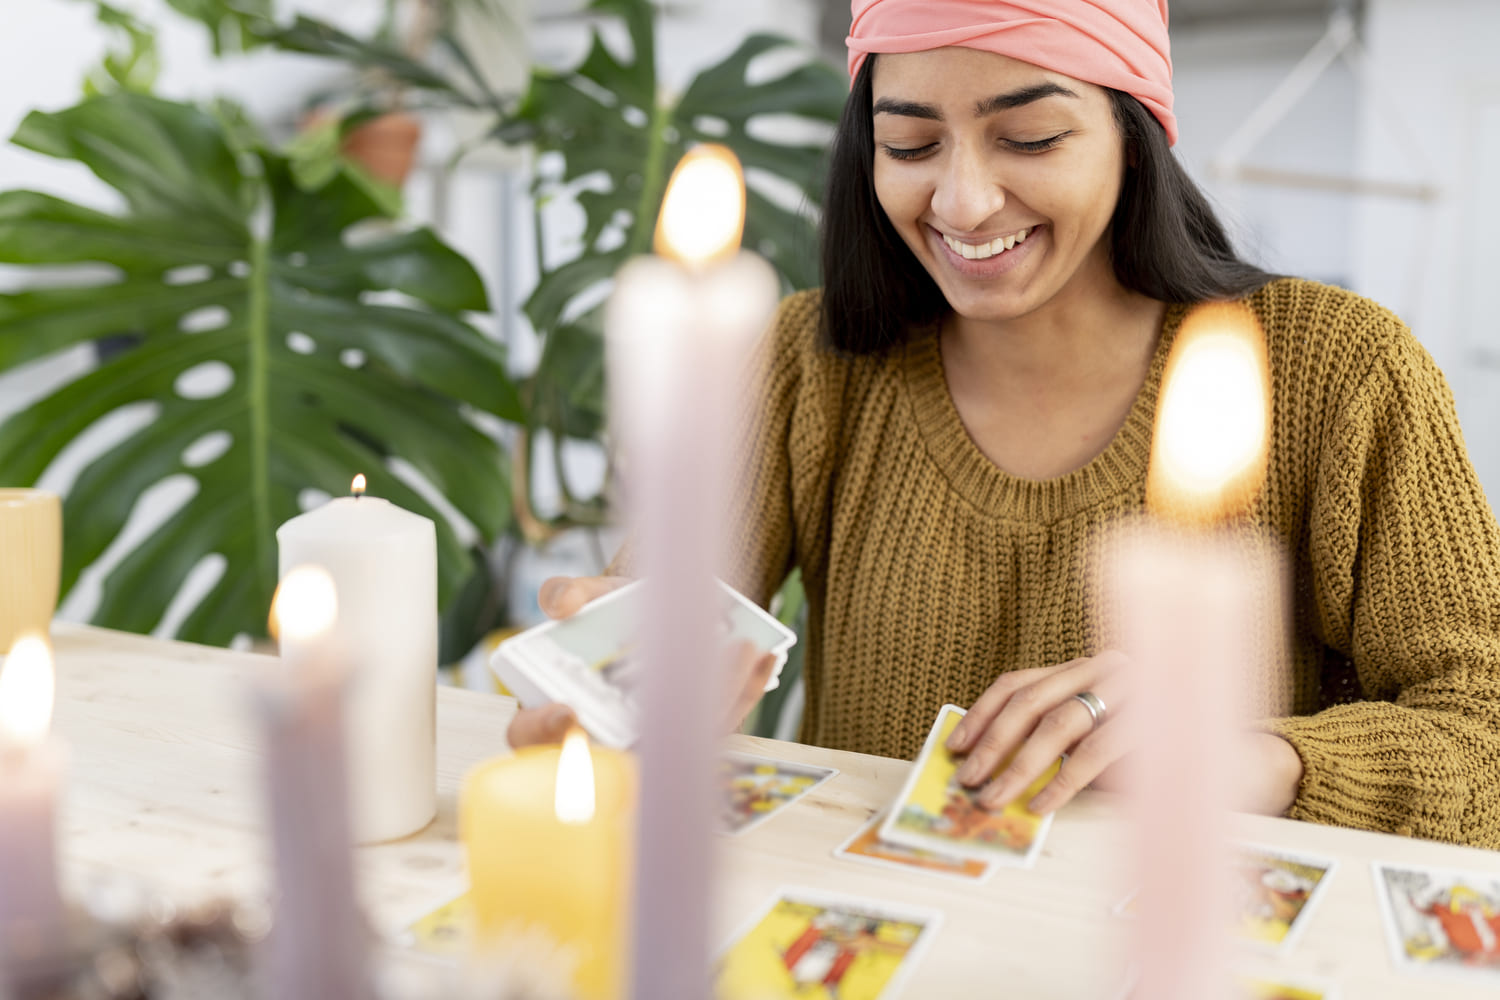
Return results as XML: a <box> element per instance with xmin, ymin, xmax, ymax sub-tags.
<box><xmin>268</xmin><ymin>565</ymin><xmax>339</xmax><ymax>644</ymax></box>
<box><xmin>1147</xmin><ymin>302</ymin><xmax>1271</xmax><ymax>525</ymax></box>
<box><xmin>350</xmin><ymin>474</ymin><xmax>366</xmax><ymax>497</ymax></box>
<box><xmin>654</xmin><ymin>145</ymin><xmax>745</xmax><ymax>268</ymax></box>
<box><xmin>554</xmin><ymin>728</ymin><xmax>596</xmax><ymax>825</ymax></box>
<box><xmin>0</xmin><ymin>633</ymin><xmax>55</xmax><ymax>748</ymax></box>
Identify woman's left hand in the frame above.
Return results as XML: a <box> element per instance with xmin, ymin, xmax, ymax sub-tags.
<box><xmin>946</xmin><ymin>652</ymin><xmax>1133</xmax><ymax>816</ymax></box>
<box><xmin>946</xmin><ymin>651</ymin><xmax>1306</xmax><ymax>817</ymax></box>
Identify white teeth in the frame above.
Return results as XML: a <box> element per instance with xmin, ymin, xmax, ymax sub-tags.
<box><xmin>943</xmin><ymin>227</ymin><xmax>1034</xmax><ymax>261</ymax></box>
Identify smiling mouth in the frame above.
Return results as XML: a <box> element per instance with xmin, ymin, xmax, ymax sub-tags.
<box><xmin>940</xmin><ymin>227</ymin><xmax>1034</xmax><ymax>261</ymax></box>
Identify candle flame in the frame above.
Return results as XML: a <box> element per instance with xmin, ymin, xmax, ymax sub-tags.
<box><xmin>654</xmin><ymin>145</ymin><xmax>745</xmax><ymax>268</ymax></box>
<box><xmin>554</xmin><ymin>728</ymin><xmax>596</xmax><ymax>825</ymax></box>
<box><xmin>1147</xmin><ymin>302</ymin><xmax>1271</xmax><ymax>525</ymax></box>
<box><xmin>0</xmin><ymin>633</ymin><xmax>55</xmax><ymax>747</ymax></box>
<box><xmin>268</xmin><ymin>565</ymin><xmax>339</xmax><ymax>644</ymax></box>
<box><xmin>350</xmin><ymin>474</ymin><xmax>366</xmax><ymax>497</ymax></box>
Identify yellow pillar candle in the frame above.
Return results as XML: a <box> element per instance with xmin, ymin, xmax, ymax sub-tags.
<box><xmin>461</xmin><ymin>732</ymin><xmax>636</xmax><ymax>1000</ymax></box>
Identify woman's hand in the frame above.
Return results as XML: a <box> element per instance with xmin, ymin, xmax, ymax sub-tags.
<box><xmin>946</xmin><ymin>651</ymin><xmax>1306</xmax><ymax>817</ymax></box>
<box><xmin>506</xmin><ymin>575</ymin><xmax>778</xmax><ymax>749</ymax></box>
<box><xmin>946</xmin><ymin>652</ymin><xmax>1133</xmax><ymax>815</ymax></box>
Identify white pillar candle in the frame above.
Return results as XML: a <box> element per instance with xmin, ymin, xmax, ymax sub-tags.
<box><xmin>0</xmin><ymin>634</ymin><xmax>67</xmax><ymax>967</ymax></box>
<box><xmin>607</xmin><ymin>146</ymin><xmax>779</xmax><ymax>1000</ymax></box>
<box><xmin>276</xmin><ymin>477</ymin><xmax>437</xmax><ymax>844</ymax></box>
<box><xmin>260</xmin><ymin>567</ymin><xmax>371</xmax><ymax>1000</ymax></box>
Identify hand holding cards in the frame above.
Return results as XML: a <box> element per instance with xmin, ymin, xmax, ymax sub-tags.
<box><xmin>492</xmin><ymin>578</ymin><xmax>795</xmax><ymax>748</ymax></box>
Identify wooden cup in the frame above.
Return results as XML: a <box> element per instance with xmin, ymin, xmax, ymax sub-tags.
<box><xmin>0</xmin><ymin>489</ymin><xmax>61</xmax><ymax>652</ymax></box>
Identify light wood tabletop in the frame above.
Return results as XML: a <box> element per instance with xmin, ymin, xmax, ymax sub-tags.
<box><xmin>47</xmin><ymin>623</ymin><xmax>1500</xmax><ymax>998</ymax></box>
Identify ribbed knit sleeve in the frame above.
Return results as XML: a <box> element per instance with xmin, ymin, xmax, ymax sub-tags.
<box><xmin>1263</xmin><ymin>325</ymin><xmax>1500</xmax><ymax>847</ymax></box>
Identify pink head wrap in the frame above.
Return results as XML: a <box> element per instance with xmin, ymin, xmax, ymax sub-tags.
<box><xmin>847</xmin><ymin>0</ymin><xmax>1178</xmax><ymax>146</ymax></box>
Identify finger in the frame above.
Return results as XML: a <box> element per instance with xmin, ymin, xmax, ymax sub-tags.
<box><xmin>956</xmin><ymin>658</ymin><xmax>1107</xmax><ymax>786</ymax></box>
<box><xmin>538</xmin><ymin>575</ymin><xmax>632</xmax><ymax>619</ymax></box>
<box><xmin>976</xmin><ymin>695</ymin><xmax>1096</xmax><ymax>808</ymax></box>
<box><xmin>946</xmin><ymin>665</ymin><xmax>1059</xmax><ymax>753</ymax></box>
<box><xmin>1027</xmin><ymin>717</ymin><xmax>1130</xmax><ymax>814</ymax></box>
<box><xmin>506</xmin><ymin>703</ymin><xmax>577</xmax><ymax>748</ymax></box>
<box><xmin>723</xmin><ymin>643</ymin><xmax>777</xmax><ymax>733</ymax></box>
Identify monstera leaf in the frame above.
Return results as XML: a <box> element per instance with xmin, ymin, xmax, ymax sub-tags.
<box><xmin>0</xmin><ymin>93</ymin><xmax>522</xmax><ymax>645</ymax></box>
<box><xmin>511</xmin><ymin>0</ymin><xmax>846</xmax><ymax>504</ymax></box>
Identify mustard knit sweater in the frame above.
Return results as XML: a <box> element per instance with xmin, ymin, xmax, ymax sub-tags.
<box><xmin>711</xmin><ymin>277</ymin><xmax>1500</xmax><ymax>848</ymax></box>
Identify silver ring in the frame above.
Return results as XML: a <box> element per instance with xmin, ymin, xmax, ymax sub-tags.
<box><xmin>1074</xmin><ymin>691</ymin><xmax>1107</xmax><ymax>731</ymax></box>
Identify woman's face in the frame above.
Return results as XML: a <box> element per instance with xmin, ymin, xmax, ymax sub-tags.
<box><xmin>870</xmin><ymin>48</ymin><xmax>1126</xmax><ymax>325</ymax></box>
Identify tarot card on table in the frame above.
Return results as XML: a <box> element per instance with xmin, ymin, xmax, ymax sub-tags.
<box><xmin>720</xmin><ymin>752</ymin><xmax>837</xmax><ymax>835</ymax></box>
<box><xmin>878</xmin><ymin>704</ymin><xmax>1058</xmax><ymax>867</ymax></box>
<box><xmin>403</xmin><ymin>892</ymin><xmax>473</xmax><ymax>956</ymax></box>
<box><xmin>1231</xmin><ymin>844</ymin><xmax>1336</xmax><ymax>953</ymax></box>
<box><xmin>715</xmin><ymin>887</ymin><xmax>941</xmax><ymax>1000</ymax></box>
<box><xmin>833</xmin><ymin>809</ymin><xmax>991</xmax><ymax>883</ymax></box>
<box><xmin>1372</xmin><ymin>862</ymin><xmax>1500</xmax><ymax>982</ymax></box>
<box><xmin>491</xmin><ymin>578</ymin><xmax>795</xmax><ymax>748</ymax></box>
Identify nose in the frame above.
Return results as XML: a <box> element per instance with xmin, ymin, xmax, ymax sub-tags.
<box><xmin>930</xmin><ymin>142</ymin><xmax>1006</xmax><ymax>234</ymax></box>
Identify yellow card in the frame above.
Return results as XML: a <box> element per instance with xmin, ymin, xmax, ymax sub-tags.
<box><xmin>878</xmin><ymin>704</ymin><xmax>1059</xmax><ymax>866</ymax></box>
<box><xmin>716</xmin><ymin>889</ymin><xmax>941</xmax><ymax>1000</ymax></box>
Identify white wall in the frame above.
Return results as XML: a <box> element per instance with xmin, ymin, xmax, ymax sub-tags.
<box><xmin>1353</xmin><ymin>0</ymin><xmax>1500</xmax><ymax>495</ymax></box>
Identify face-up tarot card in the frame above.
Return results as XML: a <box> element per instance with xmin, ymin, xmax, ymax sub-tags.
<box><xmin>1233</xmin><ymin>971</ymin><xmax>1339</xmax><ymax>999</ymax></box>
<box><xmin>833</xmin><ymin>809</ymin><xmax>992</xmax><ymax>883</ymax></box>
<box><xmin>720</xmin><ymin>752</ymin><xmax>838</xmax><ymax>835</ymax></box>
<box><xmin>715</xmin><ymin>887</ymin><xmax>942</xmax><ymax>1000</ymax></box>
<box><xmin>1231</xmin><ymin>844</ymin><xmax>1336</xmax><ymax>953</ymax></box>
<box><xmin>878</xmin><ymin>704</ymin><xmax>1058</xmax><ymax>867</ymax></box>
<box><xmin>1372</xmin><ymin>861</ymin><xmax>1500</xmax><ymax>982</ymax></box>
<box><xmin>403</xmin><ymin>892</ymin><xmax>473</xmax><ymax>956</ymax></box>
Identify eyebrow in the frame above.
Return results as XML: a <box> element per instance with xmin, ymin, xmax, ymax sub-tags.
<box><xmin>872</xmin><ymin>83</ymin><xmax>1080</xmax><ymax>121</ymax></box>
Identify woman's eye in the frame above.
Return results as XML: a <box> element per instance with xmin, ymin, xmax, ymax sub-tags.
<box><xmin>1004</xmin><ymin>131</ymin><xmax>1071</xmax><ymax>153</ymax></box>
<box><xmin>880</xmin><ymin>143</ymin><xmax>936</xmax><ymax>161</ymax></box>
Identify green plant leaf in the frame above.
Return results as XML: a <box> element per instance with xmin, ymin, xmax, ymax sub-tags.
<box><xmin>513</xmin><ymin>5</ymin><xmax>845</xmax><ymax>524</ymax></box>
<box><xmin>0</xmin><ymin>93</ymin><xmax>519</xmax><ymax>645</ymax></box>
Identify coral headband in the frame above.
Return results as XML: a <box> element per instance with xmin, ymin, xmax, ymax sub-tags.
<box><xmin>847</xmin><ymin>0</ymin><xmax>1178</xmax><ymax>146</ymax></box>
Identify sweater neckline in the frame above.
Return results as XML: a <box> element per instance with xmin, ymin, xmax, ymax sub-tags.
<box><xmin>900</xmin><ymin>302</ymin><xmax>1190</xmax><ymax>523</ymax></box>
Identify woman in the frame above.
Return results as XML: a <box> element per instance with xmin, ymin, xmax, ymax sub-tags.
<box><xmin>517</xmin><ymin>0</ymin><xmax>1500</xmax><ymax>848</ymax></box>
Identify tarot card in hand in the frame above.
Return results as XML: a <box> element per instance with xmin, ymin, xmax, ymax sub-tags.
<box><xmin>715</xmin><ymin>887</ymin><xmax>942</xmax><ymax>1000</ymax></box>
<box><xmin>878</xmin><ymin>704</ymin><xmax>1059</xmax><ymax>866</ymax></box>
<box><xmin>491</xmin><ymin>578</ymin><xmax>795</xmax><ymax>748</ymax></box>
<box><xmin>1372</xmin><ymin>862</ymin><xmax>1500</xmax><ymax>982</ymax></box>
<box><xmin>720</xmin><ymin>752</ymin><xmax>838</xmax><ymax>835</ymax></box>
<box><xmin>1231</xmin><ymin>844</ymin><xmax>1336</xmax><ymax>953</ymax></box>
<box><xmin>834</xmin><ymin>809</ymin><xmax>992</xmax><ymax>883</ymax></box>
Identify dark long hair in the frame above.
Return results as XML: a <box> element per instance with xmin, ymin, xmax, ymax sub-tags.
<box><xmin>820</xmin><ymin>56</ymin><xmax>1278</xmax><ymax>354</ymax></box>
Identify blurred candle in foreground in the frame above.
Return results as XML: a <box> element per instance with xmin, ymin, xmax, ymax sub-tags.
<box><xmin>461</xmin><ymin>730</ymin><xmax>636</xmax><ymax>999</ymax></box>
<box><xmin>1115</xmin><ymin>302</ymin><xmax>1278</xmax><ymax>1000</ymax></box>
<box><xmin>261</xmin><ymin>567</ymin><xmax>371</xmax><ymax>1000</ymax></box>
<box><xmin>605</xmin><ymin>145</ymin><xmax>779</xmax><ymax>1000</ymax></box>
<box><xmin>0</xmin><ymin>634</ymin><xmax>67</xmax><ymax>973</ymax></box>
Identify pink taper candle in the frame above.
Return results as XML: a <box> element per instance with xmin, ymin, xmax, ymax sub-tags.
<box><xmin>1116</xmin><ymin>303</ymin><xmax>1277</xmax><ymax>1000</ymax></box>
<box><xmin>606</xmin><ymin>146</ymin><xmax>778</xmax><ymax>1000</ymax></box>
<box><xmin>0</xmin><ymin>634</ymin><xmax>67</xmax><ymax>978</ymax></box>
<box><xmin>261</xmin><ymin>567</ymin><xmax>372</xmax><ymax>1000</ymax></box>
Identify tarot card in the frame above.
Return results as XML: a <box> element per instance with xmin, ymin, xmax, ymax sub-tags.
<box><xmin>491</xmin><ymin>578</ymin><xmax>796</xmax><ymax>748</ymax></box>
<box><xmin>720</xmin><ymin>752</ymin><xmax>838</xmax><ymax>835</ymax></box>
<box><xmin>833</xmin><ymin>809</ymin><xmax>992</xmax><ymax>883</ymax></box>
<box><xmin>1231</xmin><ymin>844</ymin><xmax>1336</xmax><ymax>953</ymax></box>
<box><xmin>1233</xmin><ymin>971</ymin><xmax>1339</xmax><ymax>1000</ymax></box>
<box><xmin>878</xmin><ymin>704</ymin><xmax>1059</xmax><ymax>866</ymax></box>
<box><xmin>402</xmin><ymin>892</ymin><xmax>473</xmax><ymax>956</ymax></box>
<box><xmin>715</xmin><ymin>887</ymin><xmax>942</xmax><ymax>1000</ymax></box>
<box><xmin>1372</xmin><ymin>861</ymin><xmax>1500</xmax><ymax>981</ymax></box>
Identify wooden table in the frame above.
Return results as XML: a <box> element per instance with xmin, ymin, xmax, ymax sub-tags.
<box><xmin>47</xmin><ymin>624</ymin><xmax>1500</xmax><ymax>997</ymax></box>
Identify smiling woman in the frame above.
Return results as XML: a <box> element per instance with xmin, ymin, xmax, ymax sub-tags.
<box><xmin>522</xmin><ymin>0</ymin><xmax>1500</xmax><ymax>850</ymax></box>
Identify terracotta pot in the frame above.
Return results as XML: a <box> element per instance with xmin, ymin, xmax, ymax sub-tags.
<box><xmin>339</xmin><ymin>110</ymin><xmax>423</xmax><ymax>188</ymax></box>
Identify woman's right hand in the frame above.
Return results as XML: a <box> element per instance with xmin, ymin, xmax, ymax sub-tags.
<box><xmin>506</xmin><ymin>574</ymin><xmax>777</xmax><ymax>749</ymax></box>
